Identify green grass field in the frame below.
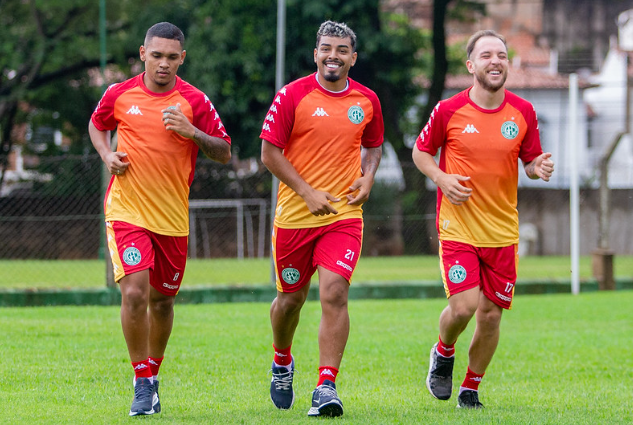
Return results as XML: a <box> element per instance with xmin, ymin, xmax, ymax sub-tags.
<box><xmin>0</xmin><ymin>291</ymin><xmax>631</xmax><ymax>423</ymax></box>
<box><xmin>1</xmin><ymin>255</ymin><xmax>632</xmax><ymax>289</ymax></box>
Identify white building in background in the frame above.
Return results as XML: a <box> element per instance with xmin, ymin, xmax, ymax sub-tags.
<box><xmin>583</xmin><ymin>40</ymin><xmax>633</xmax><ymax>188</ymax></box>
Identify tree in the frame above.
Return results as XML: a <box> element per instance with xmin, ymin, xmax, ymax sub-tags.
<box><xmin>420</xmin><ymin>0</ymin><xmax>486</xmax><ymax>126</ymax></box>
<box><xmin>0</xmin><ymin>0</ymin><xmax>185</xmax><ymax>189</ymax></box>
<box><xmin>184</xmin><ymin>0</ymin><xmax>429</xmax><ymax>158</ymax></box>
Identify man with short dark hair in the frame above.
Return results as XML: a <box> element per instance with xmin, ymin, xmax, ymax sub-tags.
<box><xmin>260</xmin><ymin>20</ymin><xmax>384</xmax><ymax>417</ymax></box>
<box><xmin>89</xmin><ymin>21</ymin><xmax>231</xmax><ymax>416</ymax></box>
<box><xmin>413</xmin><ymin>29</ymin><xmax>554</xmax><ymax>409</ymax></box>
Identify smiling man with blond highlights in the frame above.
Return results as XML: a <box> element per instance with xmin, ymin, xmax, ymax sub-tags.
<box><xmin>413</xmin><ymin>29</ymin><xmax>554</xmax><ymax>409</ymax></box>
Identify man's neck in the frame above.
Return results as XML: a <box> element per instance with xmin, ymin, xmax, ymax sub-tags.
<box><xmin>469</xmin><ymin>85</ymin><xmax>505</xmax><ymax>110</ymax></box>
<box><xmin>315</xmin><ymin>73</ymin><xmax>349</xmax><ymax>93</ymax></box>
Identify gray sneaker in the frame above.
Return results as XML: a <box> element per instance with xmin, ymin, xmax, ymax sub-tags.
<box><xmin>129</xmin><ymin>377</ymin><xmax>155</xmax><ymax>416</ymax></box>
<box><xmin>457</xmin><ymin>389</ymin><xmax>484</xmax><ymax>409</ymax></box>
<box><xmin>426</xmin><ymin>343</ymin><xmax>454</xmax><ymax>400</ymax></box>
<box><xmin>307</xmin><ymin>380</ymin><xmax>343</xmax><ymax>417</ymax></box>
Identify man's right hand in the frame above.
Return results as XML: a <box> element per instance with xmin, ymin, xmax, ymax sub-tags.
<box><xmin>302</xmin><ymin>189</ymin><xmax>340</xmax><ymax>216</ymax></box>
<box><xmin>436</xmin><ymin>174</ymin><xmax>472</xmax><ymax>205</ymax></box>
<box><xmin>105</xmin><ymin>151</ymin><xmax>130</xmax><ymax>176</ymax></box>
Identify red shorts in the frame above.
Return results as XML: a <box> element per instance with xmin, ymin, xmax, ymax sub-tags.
<box><xmin>272</xmin><ymin>218</ymin><xmax>363</xmax><ymax>293</ymax></box>
<box><xmin>439</xmin><ymin>240</ymin><xmax>518</xmax><ymax>309</ymax></box>
<box><xmin>106</xmin><ymin>221</ymin><xmax>188</xmax><ymax>296</ymax></box>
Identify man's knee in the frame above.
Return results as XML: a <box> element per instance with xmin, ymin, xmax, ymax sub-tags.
<box><xmin>319</xmin><ymin>276</ymin><xmax>349</xmax><ymax>310</ymax></box>
<box><xmin>477</xmin><ymin>304</ymin><xmax>503</xmax><ymax>329</ymax></box>
<box><xmin>448</xmin><ymin>291</ymin><xmax>479</xmax><ymax>322</ymax></box>
<box><xmin>275</xmin><ymin>290</ymin><xmax>308</xmax><ymax>315</ymax></box>
<box><xmin>150</xmin><ymin>294</ymin><xmax>175</xmax><ymax>317</ymax></box>
<box><xmin>121</xmin><ymin>282</ymin><xmax>148</xmax><ymax>310</ymax></box>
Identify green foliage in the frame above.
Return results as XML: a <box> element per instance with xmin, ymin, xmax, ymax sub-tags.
<box><xmin>185</xmin><ymin>0</ymin><xmax>429</xmax><ymax>158</ymax></box>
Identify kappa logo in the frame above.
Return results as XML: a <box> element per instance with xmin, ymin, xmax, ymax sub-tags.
<box><xmin>134</xmin><ymin>363</ymin><xmax>148</xmax><ymax>370</ymax></box>
<box><xmin>262</xmin><ymin>123</ymin><xmax>271</xmax><ymax>132</ymax></box>
<box><xmin>495</xmin><ymin>291</ymin><xmax>512</xmax><ymax>302</ymax></box>
<box><xmin>126</xmin><ymin>105</ymin><xmax>143</xmax><ymax>115</ymax></box>
<box><xmin>336</xmin><ymin>260</ymin><xmax>353</xmax><ymax>272</ymax></box>
<box><xmin>320</xmin><ymin>369</ymin><xmax>336</xmax><ymax>377</ymax></box>
<box><xmin>162</xmin><ymin>282</ymin><xmax>178</xmax><ymax>290</ymax></box>
<box><xmin>312</xmin><ymin>107</ymin><xmax>329</xmax><ymax>117</ymax></box>
<box><xmin>462</xmin><ymin>124</ymin><xmax>479</xmax><ymax>133</ymax></box>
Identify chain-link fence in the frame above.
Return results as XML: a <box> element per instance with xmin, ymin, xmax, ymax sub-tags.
<box><xmin>3</xmin><ymin>71</ymin><xmax>633</xmax><ymax>288</ymax></box>
<box><xmin>1</xmin><ymin>147</ymin><xmax>633</xmax><ymax>289</ymax></box>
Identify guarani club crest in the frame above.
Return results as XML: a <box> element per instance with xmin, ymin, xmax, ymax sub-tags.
<box><xmin>347</xmin><ymin>105</ymin><xmax>364</xmax><ymax>124</ymax></box>
<box><xmin>448</xmin><ymin>264</ymin><xmax>467</xmax><ymax>284</ymax></box>
<box><xmin>501</xmin><ymin>120</ymin><xmax>519</xmax><ymax>140</ymax></box>
<box><xmin>282</xmin><ymin>267</ymin><xmax>300</xmax><ymax>285</ymax></box>
<box><xmin>123</xmin><ymin>247</ymin><xmax>142</xmax><ymax>266</ymax></box>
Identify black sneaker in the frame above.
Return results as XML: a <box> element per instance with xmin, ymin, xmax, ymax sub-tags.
<box><xmin>129</xmin><ymin>377</ymin><xmax>155</xmax><ymax>416</ymax></box>
<box><xmin>152</xmin><ymin>379</ymin><xmax>161</xmax><ymax>413</ymax></box>
<box><xmin>270</xmin><ymin>357</ymin><xmax>295</xmax><ymax>409</ymax></box>
<box><xmin>426</xmin><ymin>342</ymin><xmax>454</xmax><ymax>400</ymax></box>
<box><xmin>457</xmin><ymin>389</ymin><xmax>484</xmax><ymax>409</ymax></box>
<box><xmin>307</xmin><ymin>380</ymin><xmax>343</xmax><ymax>417</ymax></box>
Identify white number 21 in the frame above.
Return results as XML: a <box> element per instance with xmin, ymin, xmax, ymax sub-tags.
<box><xmin>345</xmin><ymin>249</ymin><xmax>355</xmax><ymax>261</ymax></box>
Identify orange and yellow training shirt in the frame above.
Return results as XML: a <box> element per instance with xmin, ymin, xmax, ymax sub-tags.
<box><xmin>91</xmin><ymin>73</ymin><xmax>231</xmax><ymax>236</ymax></box>
<box><xmin>260</xmin><ymin>73</ymin><xmax>384</xmax><ymax>229</ymax></box>
<box><xmin>416</xmin><ymin>88</ymin><xmax>542</xmax><ymax>247</ymax></box>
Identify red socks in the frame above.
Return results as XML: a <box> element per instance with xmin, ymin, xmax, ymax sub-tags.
<box><xmin>436</xmin><ymin>335</ymin><xmax>455</xmax><ymax>358</ymax></box>
<box><xmin>273</xmin><ymin>344</ymin><xmax>292</xmax><ymax>367</ymax></box>
<box><xmin>131</xmin><ymin>359</ymin><xmax>153</xmax><ymax>381</ymax></box>
<box><xmin>149</xmin><ymin>356</ymin><xmax>164</xmax><ymax>377</ymax></box>
<box><xmin>317</xmin><ymin>366</ymin><xmax>339</xmax><ymax>386</ymax></box>
<box><xmin>461</xmin><ymin>366</ymin><xmax>485</xmax><ymax>392</ymax></box>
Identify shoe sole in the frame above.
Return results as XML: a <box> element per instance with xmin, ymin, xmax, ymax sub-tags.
<box><xmin>129</xmin><ymin>408</ymin><xmax>155</xmax><ymax>416</ymax></box>
<box><xmin>426</xmin><ymin>344</ymin><xmax>451</xmax><ymax>401</ymax></box>
<box><xmin>457</xmin><ymin>403</ymin><xmax>484</xmax><ymax>409</ymax></box>
<box><xmin>307</xmin><ymin>401</ymin><xmax>343</xmax><ymax>417</ymax></box>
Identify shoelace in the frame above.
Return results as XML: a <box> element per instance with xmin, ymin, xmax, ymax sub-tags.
<box><xmin>272</xmin><ymin>369</ymin><xmax>293</xmax><ymax>391</ymax></box>
<box><xmin>317</xmin><ymin>384</ymin><xmax>338</xmax><ymax>399</ymax></box>
<box><xmin>433</xmin><ymin>356</ymin><xmax>453</xmax><ymax>377</ymax></box>
<box><xmin>134</xmin><ymin>380</ymin><xmax>153</xmax><ymax>402</ymax></box>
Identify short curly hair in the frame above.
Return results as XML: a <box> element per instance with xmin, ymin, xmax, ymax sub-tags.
<box><xmin>316</xmin><ymin>21</ymin><xmax>357</xmax><ymax>52</ymax></box>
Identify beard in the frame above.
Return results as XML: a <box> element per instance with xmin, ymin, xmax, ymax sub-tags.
<box><xmin>475</xmin><ymin>70</ymin><xmax>507</xmax><ymax>92</ymax></box>
<box><xmin>322</xmin><ymin>61</ymin><xmax>344</xmax><ymax>82</ymax></box>
<box><xmin>323</xmin><ymin>73</ymin><xmax>341</xmax><ymax>83</ymax></box>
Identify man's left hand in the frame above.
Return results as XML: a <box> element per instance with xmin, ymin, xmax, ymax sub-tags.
<box><xmin>162</xmin><ymin>103</ymin><xmax>195</xmax><ymax>139</ymax></box>
<box><xmin>347</xmin><ymin>175</ymin><xmax>374</xmax><ymax>205</ymax></box>
<box><xmin>532</xmin><ymin>152</ymin><xmax>555</xmax><ymax>181</ymax></box>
